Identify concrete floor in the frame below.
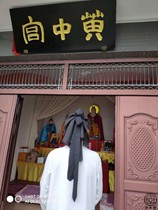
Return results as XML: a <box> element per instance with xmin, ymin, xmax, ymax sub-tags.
<box><xmin>4</xmin><ymin>202</ymin><xmax>41</xmax><ymax>210</ymax></box>
<box><xmin>4</xmin><ymin>201</ymin><xmax>100</xmax><ymax>210</ymax></box>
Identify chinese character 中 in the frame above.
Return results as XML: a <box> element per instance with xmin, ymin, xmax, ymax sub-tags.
<box><xmin>53</xmin><ymin>18</ymin><xmax>72</xmax><ymax>40</ymax></box>
<box><xmin>81</xmin><ymin>10</ymin><xmax>104</xmax><ymax>41</ymax></box>
<box><xmin>22</xmin><ymin>16</ymin><xmax>45</xmax><ymax>44</ymax></box>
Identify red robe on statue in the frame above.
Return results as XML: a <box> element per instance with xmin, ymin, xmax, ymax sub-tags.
<box><xmin>88</xmin><ymin>113</ymin><xmax>104</xmax><ymax>140</ymax></box>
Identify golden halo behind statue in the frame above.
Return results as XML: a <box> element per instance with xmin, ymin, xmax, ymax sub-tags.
<box><xmin>89</xmin><ymin>104</ymin><xmax>99</xmax><ymax>113</ymax></box>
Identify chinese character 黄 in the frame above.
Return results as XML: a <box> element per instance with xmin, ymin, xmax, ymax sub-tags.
<box><xmin>81</xmin><ymin>10</ymin><xmax>104</xmax><ymax>41</ymax></box>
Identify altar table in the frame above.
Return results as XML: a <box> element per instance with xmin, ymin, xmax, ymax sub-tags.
<box><xmin>35</xmin><ymin>147</ymin><xmax>115</xmax><ymax>164</ymax></box>
<box><xmin>17</xmin><ymin>148</ymin><xmax>115</xmax><ymax>191</ymax></box>
<box><xmin>17</xmin><ymin>161</ymin><xmax>44</xmax><ymax>182</ymax></box>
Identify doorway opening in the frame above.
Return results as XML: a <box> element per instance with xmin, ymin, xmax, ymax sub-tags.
<box><xmin>4</xmin><ymin>94</ymin><xmax>115</xmax><ymax>210</ymax></box>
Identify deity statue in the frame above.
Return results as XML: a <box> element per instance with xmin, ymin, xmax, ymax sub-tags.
<box><xmin>87</xmin><ymin>105</ymin><xmax>104</xmax><ymax>140</ymax></box>
<box><xmin>38</xmin><ymin>118</ymin><xmax>56</xmax><ymax>145</ymax></box>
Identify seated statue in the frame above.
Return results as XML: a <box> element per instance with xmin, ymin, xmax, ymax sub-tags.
<box><xmin>38</xmin><ymin>118</ymin><xmax>56</xmax><ymax>145</ymax></box>
<box><xmin>87</xmin><ymin>105</ymin><xmax>104</xmax><ymax>140</ymax></box>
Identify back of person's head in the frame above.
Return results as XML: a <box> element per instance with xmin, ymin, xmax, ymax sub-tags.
<box><xmin>62</xmin><ymin>108</ymin><xmax>89</xmax><ymax>201</ymax></box>
<box><xmin>63</xmin><ymin>108</ymin><xmax>89</xmax><ymax>146</ymax></box>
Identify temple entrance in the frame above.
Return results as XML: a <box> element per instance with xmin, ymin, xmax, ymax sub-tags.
<box><xmin>2</xmin><ymin>94</ymin><xmax>115</xmax><ymax>210</ymax></box>
<box><xmin>1</xmin><ymin>94</ymin><xmax>158</xmax><ymax>210</ymax></box>
<box><xmin>0</xmin><ymin>57</ymin><xmax>158</xmax><ymax>210</ymax></box>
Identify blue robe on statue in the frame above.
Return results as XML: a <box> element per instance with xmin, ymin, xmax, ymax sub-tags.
<box><xmin>39</xmin><ymin>123</ymin><xmax>56</xmax><ymax>143</ymax></box>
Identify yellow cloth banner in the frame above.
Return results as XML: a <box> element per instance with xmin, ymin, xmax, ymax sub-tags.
<box><xmin>109</xmin><ymin>170</ymin><xmax>115</xmax><ymax>192</ymax></box>
<box><xmin>98</xmin><ymin>151</ymin><xmax>115</xmax><ymax>164</ymax></box>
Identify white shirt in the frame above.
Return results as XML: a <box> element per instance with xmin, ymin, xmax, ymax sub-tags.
<box><xmin>40</xmin><ymin>145</ymin><xmax>103</xmax><ymax>210</ymax></box>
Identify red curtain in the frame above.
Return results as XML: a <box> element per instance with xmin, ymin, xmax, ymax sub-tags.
<box><xmin>102</xmin><ymin>160</ymin><xmax>109</xmax><ymax>193</ymax></box>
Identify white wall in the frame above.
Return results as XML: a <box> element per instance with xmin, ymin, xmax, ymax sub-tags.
<box><xmin>0</xmin><ymin>0</ymin><xmax>84</xmax><ymax>32</ymax></box>
<box><xmin>0</xmin><ymin>0</ymin><xmax>158</xmax><ymax>32</ymax></box>
<box><xmin>39</xmin><ymin>96</ymin><xmax>115</xmax><ymax>142</ymax></box>
<box><xmin>10</xmin><ymin>95</ymin><xmax>37</xmax><ymax>181</ymax></box>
